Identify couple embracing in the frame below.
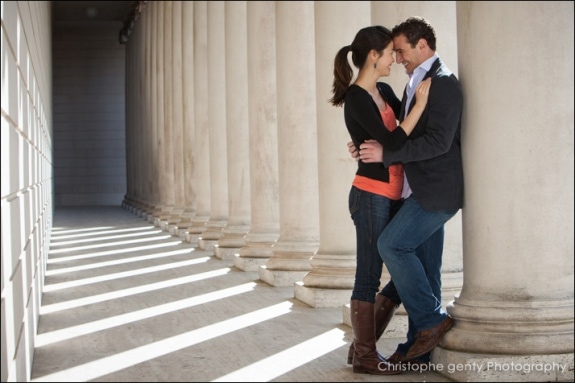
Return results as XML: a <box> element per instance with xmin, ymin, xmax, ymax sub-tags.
<box><xmin>330</xmin><ymin>16</ymin><xmax>464</xmax><ymax>375</ymax></box>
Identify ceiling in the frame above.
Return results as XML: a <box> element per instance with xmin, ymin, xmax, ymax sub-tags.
<box><xmin>52</xmin><ymin>1</ymin><xmax>136</xmax><ymax>24</ymax></box>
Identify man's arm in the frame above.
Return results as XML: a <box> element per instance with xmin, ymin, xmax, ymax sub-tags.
<box><xmin>383</xmin><ymin>74</ymin><xmax>462</xmax><ymax>167</ymax></box>
<box><xmin>347</xmin><ymin>139</ymin><xmax>382</xmax><ymax>163</ymax></box>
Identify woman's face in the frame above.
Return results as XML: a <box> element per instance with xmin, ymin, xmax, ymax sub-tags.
<box><xmin>377</xmin><ymin>42</ymin><xmax>395</xmax><ymax>77</ymax></box>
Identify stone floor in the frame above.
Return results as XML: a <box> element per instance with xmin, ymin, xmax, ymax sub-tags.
<box><xmin>30</xmin><ymin>206</ymin><xmax>452</xmax><ymax>382</ymax></box>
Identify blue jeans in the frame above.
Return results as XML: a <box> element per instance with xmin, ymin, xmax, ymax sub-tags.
<box><xmin>379</xmin><ymin>225</ymin><xmax>445</xmax><ymax>359</ymax></box>
<box><xmin>348</xmin><ymin>186</ymin><xmax>399</xmax><ymax>303</ymax></box>
<box><xmin>377</xmin><ymin>195</ymin><xmax>458</xmax><ymax>333</ymax></box>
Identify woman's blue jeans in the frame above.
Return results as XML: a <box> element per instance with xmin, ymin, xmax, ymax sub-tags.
<box><xmin>348</xmin><ymin>186</ymin><xmax>398</xmax><ymax>303</ymax></box>
<box><xmin>377</xmin><ymin>195</ymin><xmax>458</xmax><ymax>334</ymax></box>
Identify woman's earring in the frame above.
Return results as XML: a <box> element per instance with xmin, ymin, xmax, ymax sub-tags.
<box><xmin>373</xmin><ymin>62</ymin><xmax>377</xmax><ymax>69</ymax></box>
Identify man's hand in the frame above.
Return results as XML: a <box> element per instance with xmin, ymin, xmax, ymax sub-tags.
<box><xmin>358</xmin><ymin>139</ymin><xmax>383</xmax><ymax>163</ymax></box>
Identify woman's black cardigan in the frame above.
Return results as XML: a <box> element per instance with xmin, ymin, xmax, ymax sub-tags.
<box><xmin>344</xmin><ymin>82</ymin><xmax>405</xmax><ymax>183</ymax></box>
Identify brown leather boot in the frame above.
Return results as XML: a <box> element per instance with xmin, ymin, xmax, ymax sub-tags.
<box><xmin>347</xmin><ymin>294</ymin><xmax>399</xmax><ymax>364</ymax></box>
<box><xmin>350</xmin><ymin>300</ymin><xmax>402</xmax><ymax>375</ymax></box>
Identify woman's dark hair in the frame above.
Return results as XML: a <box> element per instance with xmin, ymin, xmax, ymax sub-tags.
<box><xmin>329</xmin><ymin>25</ymin><xmax>392</xmax><ymax>107</ymax></box>
<box><xmin>391</xmin><ymin>16</ymin><xmax>436</xmax><ymax>51</ymax></box>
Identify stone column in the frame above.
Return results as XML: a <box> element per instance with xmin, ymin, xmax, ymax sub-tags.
<box><xmin>158</xmin><ymin>1</ymin><xmax>177</xmax><ymax>229</ymax></box>
<box><xmin>259</xmin><ymin>2</ymin><xmax>319</xmax><ymax>287</ymax></box>
<box><xmin>293</xmin><ymin>1</ymin><xmax>366</xmax><ymax>308</ymax></box>
<box><xmin>138</xmin><ymin>2</ymin><xmax>155</xmax><ymax>219</ymax></box>
<box><xmin>198</xmin><ymin>1</ymin><xmax>229</xmax><ymax>252</ymax></box>
<box><xmin>175</xmin><ymin>1</ymin><xmax>197</xmax><ymax>239</ymax></box>
<box><xmin>234</xmin><ymin>1</ymin><xmax>280</xmax><ymax>271</ymax></box>
<box><xmin>150</xmin><ymin>1</ymin><xmax>167</xmax><ymax>223</ymax></box>
<box><xmin>434</xmin><ymin>3</ymin><xmax>574</xmax><ymax>382</ymax></box>
<box><xmin>123</xmin><ymin>15</ymin><xmax>137</xmax><ymax>213</ymax></box>
<box><xmin>133</xmin><ymin>5</ymin><xmax>146</xmax><ymax>215</ymax></box>
<box><xmin>214</xmin><ymin>1</ymin><xmax>251</xmax><ymax>260</ymax></box>
<box><xmin>185</xmin><ymin>1</ymin><xmax>211</xmax><ymax>244</ymax></box>
<box><xmin>146</xmin><ymin>1</ymin><xmax>161</xmax><ymax>220</ymax></box>
<box><xmin>166</xmin><ymin>0</ymin><xmax>186</xmax><ymax>234</ymax></box>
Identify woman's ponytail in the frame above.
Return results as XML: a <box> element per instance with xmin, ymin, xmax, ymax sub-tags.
<box><xmin>329</xmin><ymin>45</ymin><xmax>353</xmax><ymax>107</ymax></box>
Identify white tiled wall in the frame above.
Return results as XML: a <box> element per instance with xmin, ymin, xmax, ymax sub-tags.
<box><xmin>1</xmin><ymin>1</ymin><xmax>53</xmax><ymax>381</ymax></box>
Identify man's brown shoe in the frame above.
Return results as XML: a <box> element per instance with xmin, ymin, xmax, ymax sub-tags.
<box><xmin>386</xmin><ymin>352</ymin><xmax>429</xmax><ymax>372</ymax></box>
<box><xmin>406</xmin><ymin>316</ymin><xmax>454</xmax><ymax>360</ymax></box>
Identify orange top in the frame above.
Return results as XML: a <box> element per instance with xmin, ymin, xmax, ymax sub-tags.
<box><xmin>352</xmin><ymin>103</ymin><xmax>404</xmax><ymax>200</ymax></box>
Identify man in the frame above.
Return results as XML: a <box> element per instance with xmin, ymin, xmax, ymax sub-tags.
<box><xmin>349</xmin><ymin>16</ymin><xmax>464</xmax><ymax>368</ymax></box>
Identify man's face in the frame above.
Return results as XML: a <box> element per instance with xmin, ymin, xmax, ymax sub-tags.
<box><xmin>393</xmin><ymin>34</ymin><xmax>421</xmax><ymax>75</ymax></box>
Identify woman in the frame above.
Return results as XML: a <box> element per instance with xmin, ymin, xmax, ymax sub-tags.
<box><xmin>329</xmin><ymin>25</ymin><xmax>430</xmax><ymax>375</ymax></box>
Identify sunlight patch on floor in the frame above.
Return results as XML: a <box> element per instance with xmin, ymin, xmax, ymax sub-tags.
<box><xmin>211</xmin><ymin>328</ymin><xmax>347</xmax><ymax>382</ymax></box>
<box><xmin>49</xmin><ymin>228</ymin><xmax>163</xmax><ymax>246</ymax></box>
<box><xmin>48</xmin><ymin>234</ymin><xmax>176</xmax><ymax>255</ymax></box>
<box><xmin>46</xmin><ymin>244</ymin><xmax>194</xmax><ymax>273</ymax></box>
<box><xmin>43</xmin><ymin>249</ymin><xmax>202</xmax><ymax>292</ymax></box>
<box><xmin>32</xmin><ymin>301</ymin><xmax>294</xmax><ymax>382</ymax></box>
<box><xmin>41</xmin><ymin>261</ymin><xmax>222</xmax><ymax>313</ymax></box>
<box><xmin>36</xmin><ymin>281</ymin><xmax>257</xmax><ymax>347</ymax></box>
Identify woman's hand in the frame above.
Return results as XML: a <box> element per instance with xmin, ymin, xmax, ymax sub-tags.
<box><xmin>347</xmin><ymin>141</ymin><xmax>359</xmax><ymax>161</ymax></box>
<box><xmin>414</xmin><ymin>78</ymin><xmax>431</xmax><ymax>107</ymax></box>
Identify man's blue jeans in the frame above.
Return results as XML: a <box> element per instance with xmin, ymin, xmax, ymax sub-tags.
<box><xmin>377</xmin><ymin>195</ymin><xmax>458</xmax><ymax>334</ymax></box>
<box><xmin>379</xmin><ymin>226</ymin><xmax>446</xmax><ymax>358</ymax></box>
<box><xmin>348</xmin><ymin>186</ymin><xmax>398</xmax><ymax>303</ymax></box>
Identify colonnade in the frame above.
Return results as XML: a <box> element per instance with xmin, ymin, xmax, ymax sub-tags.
<box><xmin>121</xmin><ymin>2</ymin><xmax>573</xmax><ymax>381</ymax></box>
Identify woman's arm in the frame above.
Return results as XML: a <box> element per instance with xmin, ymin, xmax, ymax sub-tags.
<box><xmin>397</xmin><ymin>78</ymin><xmax>431</xmax><ymax>136</ymax></box>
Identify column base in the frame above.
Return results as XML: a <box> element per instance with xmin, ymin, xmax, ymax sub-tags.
<box><xmin>198</xmin><ymin>238</ymin><xmax>218</xmax><ymax>252</ymax></box>
<box><xmin>259</xmin><ymin>266</ymin><xmax>307</xmax><ymax>287</ymax></box>
<box><xmin>293</xmin><ymin>281</ymin><xmax>350</xmax><ymax>308</ymax></box>
<box><xmin>233</xmin><ymin>254</ymin><xmax>268</xmax><ymax>272</ymax></box>
<box><xmin>433</xmin><ymin>348</ymin><xmax>574</xmax><ymax>382</ymax></box>
<box><xmin>185</xmin><ymin>232</ymin><xmax>202</xmax><ymax>245</ymax></box>
<box><xmin>214</xmin><ymin>245</ymin><xmax>239</xmax><ymax>260</ymax></box>
<box><xmin>167</xmin><ymin>224</ymin><xmax>178</xmax><ymax>236</ymax></box>
<box><xmin>174</xmin><ymin>228</ymin><xmax>188</xmax><ymax>240</ymax></box>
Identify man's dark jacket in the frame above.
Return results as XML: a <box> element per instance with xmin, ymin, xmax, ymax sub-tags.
<box><xmin>384</xmin><ymin>57</ymin><xmax>464</xmax><ymax>211</ymax></box>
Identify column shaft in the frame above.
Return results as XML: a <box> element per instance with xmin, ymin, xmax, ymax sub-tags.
<box><xmin>166</xmin><ymin>0</ymin><xmax>186</xmax><ymax>232</ymax></box>
<box><xmin>235</xmin><ymin>1</ymin><xmax>280</xmax><ymax>271</ymax></box>
<box><xmin>215</xmin><ymin>1</ymin><xmax>251</xmax><ymax>260</ymax></box>
<box><xmin>186</xmin><ymin>1</ymin><xmax>211</xmax><ymax>244</ymax></box>
<box><xmin>294</xmin><ymin>1</ymin><xmax>367</xmax><ymax>308</ymax></box>
<box><xmin>150</xmin><ymin>1</ymin><xmax>168</xmax><ymax>222</ymax></box>
<box><xmin>147</xmin><ymin>1</ymin><xmax>161</xmax><ymax>219</ymax></box>
<box><xmin>259</xmin><ymin>1</ymin><xmax>319</xmax><ymax>287</ymax></box>
<box><xmin>158</xmin><ymin>1</ymin><xmax>176</xmax><ymax>228</ymax></box>
<box><xmin>140</xmin><ymin>3</ymin><xmax>152</xmax><ymax>215</ymax></box>
<box><xmin>199</xmin><ymin>1</ymin><xmax>229</xmax><ymax>251</ymax></box>
<box><xmin>435</xmin><ymin>3</ymin><xmax>574</xmax><ymax>382</ymax></box>
<box><xmin>175</xmin><ymin>1</ymin><xmax>197</xmax><ymax>238</ymax></box>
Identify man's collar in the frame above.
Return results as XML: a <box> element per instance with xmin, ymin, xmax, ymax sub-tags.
<box><xmin>418</xmin><ymin>53</ymin><xmax>438</xmax><ymax>73</ymax></box>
